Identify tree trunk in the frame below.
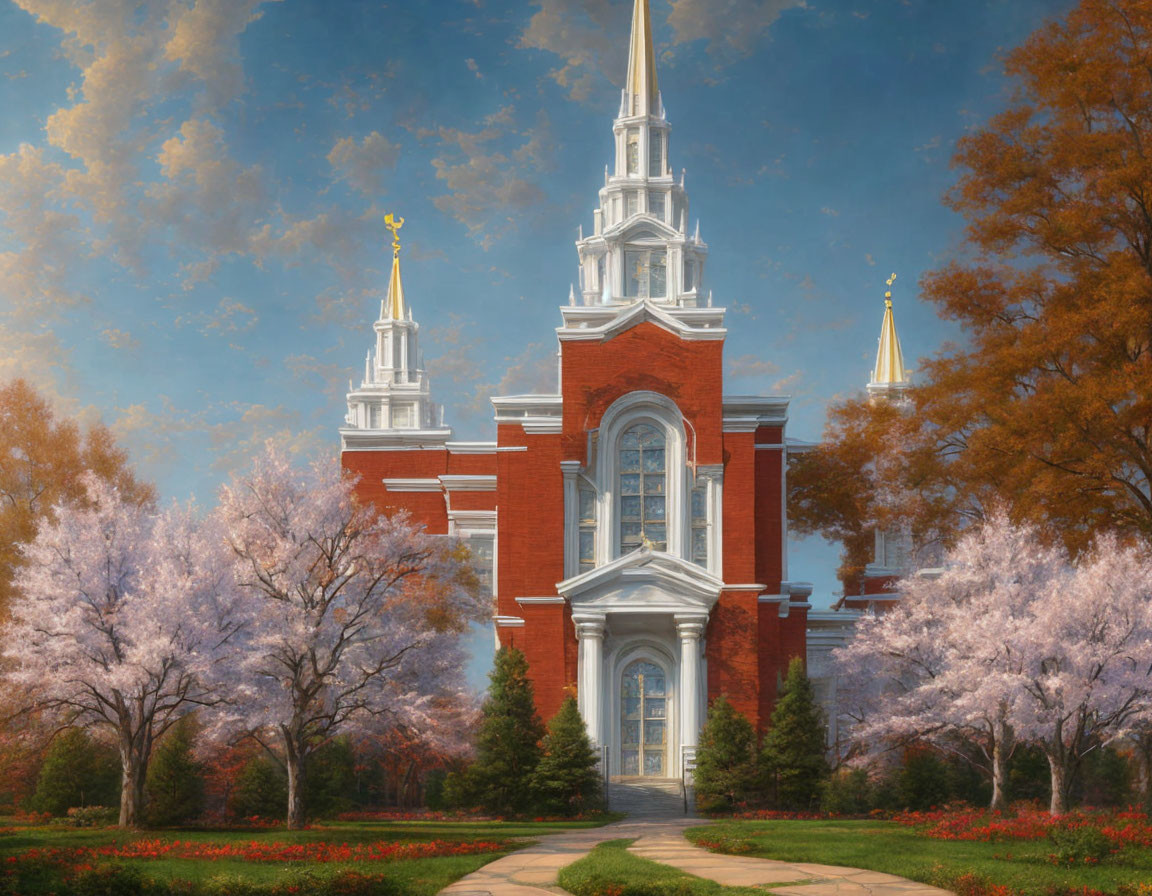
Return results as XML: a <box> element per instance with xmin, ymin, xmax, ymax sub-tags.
<box><xmin>1047</xmin><ymin>753</ymin><xmax>1069</xmax><ymax>815</ymax></box>
<box><xmin>1136</xmin><ymin>732</ymin><xmax>1152</xmax><ymax>813</ymax></box>
<box><xmin>285</xmin><ymin>742</ymin><xmax>306</xmax><ymax>830</ymax></box>
<box><xmin>118</xmin><ymin>744</ymin><xmax>148</xmax><ymax>828</ymax></box>
<box><xmin>990</xmin><ymin>737</ymin><xmax>1008</xmax><ymax>811</ymax></box>
<box><xmin>989</xmin><ymin>717</ymin><xmax>1013</xmax><ymax>812</ymax></box>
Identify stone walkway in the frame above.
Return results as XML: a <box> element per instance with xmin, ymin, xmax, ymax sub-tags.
<box><xmin>438</xmin><ymin>818</ymin><xmax>953</xmax><ymax>896</ymax></box>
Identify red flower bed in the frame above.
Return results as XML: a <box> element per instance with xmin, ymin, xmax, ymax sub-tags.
<box><xmin>335</xmin><ymin>809</ymin><xmax>484</xmax><ymax>822</ymax></box>
<box><xmin>893</xmin><ymin>806</ymin><xmax>1152</xmax><ymax>851</ymax></box>
<box><xmin>9</xmin><ymin>837</ymin><xmax>510</xmax><ymax>866</ymax></box>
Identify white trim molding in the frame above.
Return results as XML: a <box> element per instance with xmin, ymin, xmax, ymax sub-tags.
<box><xmin>383</xmin><ymin>478</ymin><xmax>443</xmax><ymax>492</ymax></box>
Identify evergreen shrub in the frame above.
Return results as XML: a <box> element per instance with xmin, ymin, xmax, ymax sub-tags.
<box><xmin>229</xmin><ymin>755</ymin><xmax>288</xmax><ymax>819</ymax></box>
<box><xmin>31</xmin><ymin>728</ymin><xmax>119</xmax><ymax>816</ymax></box>
<box><xmin>145</xmin><ymin>716</ymin><xmax>205</xmax><ymax>826</ymax></box>
<box><xmin>761</xmin><ymin>658</ymin><xmax>829</xmax><ymax>810</ymax></box>
<box><xmin>693</xmin><ymin>695</ymin><xmax>759</xmax><ymax>813</ymax></box>
<box><xmin>470</xmin><ymin>647</ymin><xmax>545</xmax><ymax>815</ymax></box>
<box><xmin>531</xmin><ymin>695</ymin><xmax>602</xmax><ymax>816</ymax></box>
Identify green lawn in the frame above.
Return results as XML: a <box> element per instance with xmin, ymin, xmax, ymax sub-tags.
<box><xmin>687</xmin><ymin>819</ymin><xmax>1152</xmax><ymax>895</ymax></box>
<box><xmin>558</xmin><ymin>839</ymin><xmax>785</xmax><ymax>896</ymax></box>
<box><xmin>0</xmin><ymin>816</ymin><xmax>610</xmax><ymax>895</ymax></box>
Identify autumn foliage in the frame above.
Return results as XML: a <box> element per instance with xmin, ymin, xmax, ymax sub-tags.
<box><xmin>790</xmin><ymin>0</ymin><xmax>1152</xmax><ymax>574</ymax></box>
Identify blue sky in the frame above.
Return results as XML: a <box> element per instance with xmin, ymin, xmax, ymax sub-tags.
<box><xmin>0</xmin><ymin>0</ymin><xmax>1074</xmax><ymax>677</ymax></box>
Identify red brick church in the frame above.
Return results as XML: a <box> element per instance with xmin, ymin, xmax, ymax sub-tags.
<box><xmin>339</xmin><ymin>0</ymin><xmax>908</xmax><ymax>779</ymax></box>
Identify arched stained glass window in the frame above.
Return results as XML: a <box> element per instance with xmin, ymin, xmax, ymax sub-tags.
<box><xmin>621</xmin><ymin>660</ymin><xmax>666</xmax><ymax>776</ymax></box>
<box><xmin>619</xmin><ymin>423</ymin><xmax>666</xmax><ymax>552</ymax></box>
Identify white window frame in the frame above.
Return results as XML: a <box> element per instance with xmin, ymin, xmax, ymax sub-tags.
<box><xmin>594</xmin><ymin>392</ymin><xmax>688</xmax><ymax>562</ymax></box>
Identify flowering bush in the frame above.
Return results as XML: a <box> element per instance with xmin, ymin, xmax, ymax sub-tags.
<box><xmin>1048</xmin><ymin>823</ymin><xmax>1114</xmax><ymax>866</ymax></box>
<box><xmin>65</xmin><ymin>806</ymin><xmax>118</xmax><ymax>827</ymax></box>
<box><xmin>892</xmin><ymin>805</ymin><xmax>1152</xmax><ymax>853</ymax></box>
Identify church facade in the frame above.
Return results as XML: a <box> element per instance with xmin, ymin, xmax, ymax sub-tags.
<box><xmin>339</xmin><ymin>0</ymin><xmax>907</xmax><ymax>780</ymax></box>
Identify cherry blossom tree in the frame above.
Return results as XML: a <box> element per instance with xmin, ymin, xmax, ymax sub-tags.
<box><xmin>835</xmin><ymin>512</ymin><xmax>1152</xmax><ymax>813</ymax></box>
<box><xmin>3</xmin><ymin>476</ymin><xmax>238</xmax><ymax>827</ymax></box>
<box><xmin>214</xmin><ymin>448</ymin><xmax>485</xmax><ymax>829</ymax></box>
<box><xmin>1013</xmin><ymin>535</ymin><xmax>1152</xmax><ymax>814</ymax></box>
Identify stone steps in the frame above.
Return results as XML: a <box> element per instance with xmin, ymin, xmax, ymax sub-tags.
<box><xmin>607</xmin><ymin>777</ymin><xmax>692</xmax><ymax>818</ymax></box>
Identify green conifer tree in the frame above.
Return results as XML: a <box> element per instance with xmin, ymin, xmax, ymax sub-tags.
<box><xmin>531</xmin><ymin>695</ymin><xmax>602</xmax><ymax>816</ymax></box>
<box><xmin>31</xmin><ymin>728</ymin><xmax>120</xmax><ymax>816</ymax></box>
<box><xmin>145</xmin><ymin>716</ymin><xmax>205</xmax><ymax>826</ymax></box>
<box><xmin>693</xmin><ymin>696</ymin><xmax>760</xmax><ymax>814</ymax></box>
<box><xmin>761</xmin><ymin>657</ymin><xmax>829</xmax><ymax>810</ymax></box>
<box><xmin>229</xmin><ymin>755</ymin><xmax>288</xmax><ymax>820</ymax></box>
<box><xmin>472</xmin><ymin>647</ymin><xmax>545</xmax><ymax>816</ymax></box>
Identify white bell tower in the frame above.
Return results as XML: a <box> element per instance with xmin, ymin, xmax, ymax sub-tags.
<box><xmin>341</xmin><ymin>214</ymin><xmax>450</xmax><ymax>447</ymax></box>
<box><xmin>574</xmin><ymin>0</ymin><xmax>709</xmax><ymax>311</ymax></box>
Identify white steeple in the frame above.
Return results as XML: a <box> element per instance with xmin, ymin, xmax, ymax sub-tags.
<box><xmin>569</xmin><ymin>0</ymin><xmax>715</xmax><ymax>326</ymax></box>
<box><xmin>340</xmin><ymin>214</ymin><xmax>450</xmax><ymax>448</ymax></box>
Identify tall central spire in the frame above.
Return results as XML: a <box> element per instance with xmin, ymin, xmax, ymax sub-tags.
<box><xmin>625</xmin><ymin>0</ymin><xmax>659</xmax><ymax>117</ymax></box>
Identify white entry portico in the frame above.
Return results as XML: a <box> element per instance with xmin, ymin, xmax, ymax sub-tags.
<box><xmin>558</xmin><ymin>547</ymin><xmax>721</xmax><ymax>778</ymax></box>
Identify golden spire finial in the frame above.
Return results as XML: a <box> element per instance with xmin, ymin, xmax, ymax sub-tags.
<box><xmin>872</xmin><ymin>272</ymin><xmax>907</xmax><ymax>387</ymax></box>
<box><xmin>625</xmin><ymin>0</ymin><xmax>659</xmax><ymax>116</ymax></box>
<box><xmin>384</xmin><ymin>213</ymin><xmax>406</xmax><ymax>320</ymax></box>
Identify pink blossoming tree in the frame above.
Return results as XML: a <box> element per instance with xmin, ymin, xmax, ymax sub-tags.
<box><xmin>836</xmin><ymin>512</ymin><xmax>1152</xmax><ymax>814</ymax></box>
<box><xmin>214</xmin><ymin>447</ymin><xmax>485</xmax><ymax>828</ymax></box>
<box><xmin>4</xmin><ymin>476</ymin><xmax>238</xmax><ymax>828</ymax></box>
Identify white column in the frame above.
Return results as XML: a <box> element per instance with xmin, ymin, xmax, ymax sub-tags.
<box><xmin>676</xmin><ymin>616</ymin><xmax>707</xmax><ymax>752</ymax></box>
<box><xmin>575</xmin><ymin>616</ymin><xmax>606</xmax><ymax>747</ymax></box>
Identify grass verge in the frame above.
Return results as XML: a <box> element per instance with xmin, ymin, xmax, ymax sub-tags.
<box><xmin>557</xmin><ymin>838</ymin><xmax>784</xmax><ymax>896</ymax></box>
<box><xmin>687</xmin><ymin>819</ymin><xmax>1152</xmax><ymax>896</ymax></box>
<box><xmin>0</xmin><ymin>816</ymin><xmax>610</xmax><ymax>895</ymax></box>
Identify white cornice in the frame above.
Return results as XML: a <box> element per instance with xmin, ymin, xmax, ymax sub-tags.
<box><xmin>439</xmin><ymin>475</ymin><xmax>497</xmax><ymax>491</ymax></box>
<box><xmin>446</xmin><ymin>441</ymin><xmax>497</xmax><ymax>454</ymax></box>
<box><xmin>494</xmin><ymin>615</ymin><xmax>525</xmax><ymax>628</ymax></box>
<box><xmin>516</xmin><ymin>596</ymin><xmax>566</xmax><ymax>605</ymax></box>
<box><xmin>448</xmin><ymin>509</ymin><xmax>496</xmax><ymax>529</ymax></box>
<box><xmin>558</xmin><ymin>299</ymin><xmax>726</xmax><ymax>343</ymax></box>
<box><xmin>383</xmin><ymin>478</ymin><xmax>443</xmax><ymax>492</ymax></box>
<box><xmin>341</xmin><ymin>427</ymin><xmax>453</xmax><ymax>451</ymax></box>
<box><xmin>721</xmin><ymin>395</ymin><xmax>790</xmax><ymax>432</ymax></box>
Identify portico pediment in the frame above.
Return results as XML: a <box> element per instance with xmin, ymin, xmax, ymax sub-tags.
<box><xmin>557</xmin><ymin>547</ymin><xmax>723</xmax><ymax>614</ymax></box>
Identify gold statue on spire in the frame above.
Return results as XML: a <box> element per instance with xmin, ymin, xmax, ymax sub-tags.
<box><xmin>885</xmin><ymin>272</ymin><xmax>897</xmax><ymax>308</ymax></box>
<box><xmin>384</xmin><ymin>213</ymin><xmax>406</xmax><ymax>320</ymax></box>
<box><xmin>385</xmin><ymin>213</ymin><xmax>405</xmax><ymax>259</ymax></box>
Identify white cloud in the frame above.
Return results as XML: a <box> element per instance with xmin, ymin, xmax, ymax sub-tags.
<box><xmin>164</xmin><ymin>0</ymin><xmax>281</xmax><ymax>106</ymax></box>
<box><xmin>667</xmin><ymin>0</ymin><xmax>806</xmax><ymax>60</ymax></box>
<box><xmin>517</xmin><ymin>0</ymin><xmax>807</xmax><ymax>101</ymax></box>
<box><xmin>421</xmin><ymin>107</ymin><xmax>554</xmax><ymax>249</ymax></box>
<box><xmin>726</xmin><ymin>354</ymin><xmax>779</xmax><ymax>378</ymax></box>
<box><xmin>518</xmin><ymin>0</ymin><xmax>626</xmax><ymax>102</ymax></box>
<box><xmin>327</xmin><ymin>131</ymin><xmax>402</xmax><ymax>197</ymax></box>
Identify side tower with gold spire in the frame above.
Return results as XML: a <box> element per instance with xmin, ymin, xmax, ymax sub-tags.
<box><xmin>839</xmin><ymin>275</ymin><xmax>913</xmax><ymax>608</ymax></box>
<box><xmin>569</xmin><ymin>0</ymin><xmax>712</xmax><ymax>319</ymax></box>
<box><xmin>340</xmin><ymin>215</ymin><xmax>450</xmax><ymax>448</ymax></box>
<box><xmin>867</xmin><ymin>273</ymin><xmax>911</xmax><ymax>402</ymax></box>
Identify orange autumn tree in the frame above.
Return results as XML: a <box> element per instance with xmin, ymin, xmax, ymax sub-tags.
<box><xmin>792</xmin><ymin>0</ymin><xmax>1152</xmax><ymax>578</ymax></box>
<box><xmin>0</xmin><ymin>379</ymin><xmax>155</xmax><ymax>619</ymax></box>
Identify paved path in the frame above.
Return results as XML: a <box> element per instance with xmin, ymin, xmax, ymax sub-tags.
<box><xmin>438</xmin><ymin>819</ymin><xmax>953</xmax><ymax>896</ymax></box>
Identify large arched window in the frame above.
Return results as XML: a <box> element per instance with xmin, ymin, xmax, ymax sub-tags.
<box><xmin>619</xmin><ymin>423</ymin><xmax>666</xmax><ymax>552</ymax></box>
